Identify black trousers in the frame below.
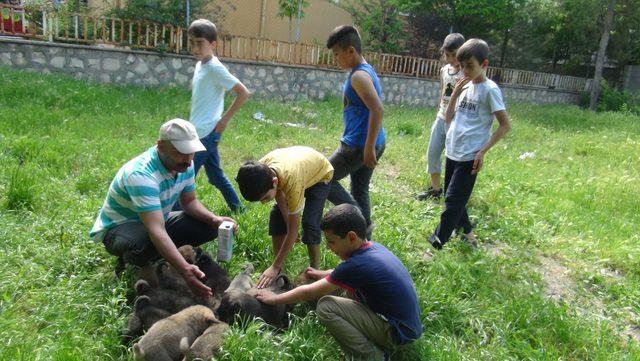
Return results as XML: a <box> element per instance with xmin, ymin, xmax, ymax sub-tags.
<box><xmin>102</xmin><ymin>211</ymin><xmax>217</xmax><ymax>266</ymax></box>
<box><xmin>433</xmin><ymin>157</ymin><xmax>478</xmax><ymax>244</ymax></box>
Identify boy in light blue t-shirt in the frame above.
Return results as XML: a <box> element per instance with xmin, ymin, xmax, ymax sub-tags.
<box><xmin>429</xmin><ymin>39</ymin><xmax>511</xmax><ymax>250</ymax></box>
<box><xmin>187</xmin><ymin>19</ymin><xmax>250</xmax><ymax>212</ymax></box>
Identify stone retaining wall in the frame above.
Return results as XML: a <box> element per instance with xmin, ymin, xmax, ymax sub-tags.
<box><xmin>0</xmin><ymin>38</ymin><xmax>580</xmax><ymax>106</ymax></box>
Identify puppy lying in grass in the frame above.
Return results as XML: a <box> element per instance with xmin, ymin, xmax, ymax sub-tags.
<box><xmin>178</xmin><ymin>245</ymin><xmax>231</xmax><ymax>297</ymax></box>
<box><xmin>180</xmin><ymin>319</ymin><xmax>229</xmax><ymax>361</ymax></box>
<box><xmin>132</xmin><ymin>305</ymin><xmax>216</xmax><ymax>361</ymax></box>
<box><xmin>122</xmin><ymin>295</ymin><xmax>171</xmax><ymax>344</ymax></box>
<box><xmin>217</xmin><ymin>263</ymin><xmax>293</xmax><ymax>329</ymax></box>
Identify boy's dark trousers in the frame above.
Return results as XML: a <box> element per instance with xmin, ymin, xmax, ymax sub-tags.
<box><xmin>327</xmin><ymin>142</ymin><xmax>385</xmax><ymax>231</ymax></box>
<box><xmin>433</xmin><ymin>157</ymin><xmax>478</xmax><ymax>245</ymax></box>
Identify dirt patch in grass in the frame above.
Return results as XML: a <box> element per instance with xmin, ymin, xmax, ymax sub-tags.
<box><xmin>536</xmin><ymin>254</ymin><xmax>577</xmax><ymax>303</ymax></box>
<box><xmin>482</xmin><ymin>241</ymin><xmax>512</xmax><ymax>258</ymax></box>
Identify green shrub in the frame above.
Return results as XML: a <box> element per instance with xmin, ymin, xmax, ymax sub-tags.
<box><xmin>4</xmin><ymin>165</ymin><xmax>36</xmax><ymax>211</ymax></box>
<box><xmin>581</xmin><ymin>81</ymin><xmax>640</xmax><ymax>114</ymax></box>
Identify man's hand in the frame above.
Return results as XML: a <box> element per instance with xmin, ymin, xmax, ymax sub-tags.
<box><xmin>181</xmin><ymin>264</ymin><xmax>212</xmax><ymax>297</ymax></box>
<box><xmin>255</xmin><ymin>289</ymin><xmax>278</xmax><ymax>305</ymax></box>
<box><xmin>257</xmin><ymin>264</ymin><xmax>280</xmax><ymax>289</ymax></box>
<box><xmin>452</xmin><ymin>76</ymin><xmax>471</xmax><ymax>98</ymax></box>
<box><xmin>304</xmin><ymin>267</ymin><xmax>330</xmax><ymax>280</ymax></box>
<box><xmin>363</xmin><ymin>146</ymin><xmax>378</xmax><ymax>169</ymax></box>
<box><xmin>212</xmin><ymin>215</ymin><xmax>238</xmax><ymax>233</ymax></box>
<box><xmin>472</xmin><ymin>151</ymin><xmax>485</xmax><ymax>174</ymax></box>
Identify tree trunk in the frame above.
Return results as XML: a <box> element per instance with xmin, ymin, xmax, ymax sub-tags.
<box><xmin>590</xmin><ymin>0</ymin><xmax>616</xmax><ymax>110</ymax></box>
<box><xmin>499</xmin><ymin>28</ymin><xmax>509</xmax><ymax>68</ymax></box>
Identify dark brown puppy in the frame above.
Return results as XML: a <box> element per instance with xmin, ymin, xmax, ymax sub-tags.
<box><xmin>132</xmin><ymin>305</ymin><xmax>216</xmax><ymax>361</ymax></box>
<box><xmin>136</xmin><ymin>278</ymin><xmax>199</xmax><ymax>314</ymax></box>
<box><xmin>180</xmin><ymin>320</ymin><xmax>229</xmax><ymax>361</ymax></box>
<box><xmin>156</xmin><ymin>261</ymin><xmax>221</xmax><ymax>312</ymax></box>
<box><xmin>177</xmin><ymin>245</ymin><xmax>231</xmax><ymax>296</ymax></box>
<box><xmin>122</xmin><ymin>295</ymin><xmax>172</xmax><ymax>344</ymax></box>
<box><xmin>218</xmin><ymin>264</ymin><xmax>293</xmax><ymax>329</ymax></box>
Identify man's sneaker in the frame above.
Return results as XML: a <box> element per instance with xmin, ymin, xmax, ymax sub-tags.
<box><xmin>428</xmin><ymin>234</ymin><xmax>443</xmax><ymax>250</ymax></box>
<box><xmin>416</xmin><ymin>187</ymin><xmax>443</xmax><ymax>201</ymax></box>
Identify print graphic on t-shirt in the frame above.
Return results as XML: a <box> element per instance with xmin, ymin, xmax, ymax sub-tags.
<box><xmin>458</xmin><ymin>96</ymin><xmax>478</xmax><ymax>114</ymax></box>
<box><xmin>445</xmin><ymin>83</ymin><xmax>454</xmax><ymax>97</ymax></box>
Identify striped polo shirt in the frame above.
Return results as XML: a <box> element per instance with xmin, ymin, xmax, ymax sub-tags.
<box><xmin>89</xmin><ymin>146</ymin><xmax>196</xmax><ymax>242</ymax></box>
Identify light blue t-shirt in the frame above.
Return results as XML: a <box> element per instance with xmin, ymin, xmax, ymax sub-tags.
<box><xmin>190</xmin><ymin>57</ymin><xmax>239</xmax><ymax>138</ymax></box>
<box><xmin>89</xmin><ymin>147</ymin><xmax>196</xmax><ymax>242</ymax></box>
<box><xmin>445</xmin><ymin>79</ymin><xmax>505</xmax><ymax>162</ymax></box>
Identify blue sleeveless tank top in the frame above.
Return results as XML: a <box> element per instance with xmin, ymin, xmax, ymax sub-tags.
<box><xmin>342</xmin><ymin>63</ymin><xmax>386</xmax><ymax>148</ymax></box>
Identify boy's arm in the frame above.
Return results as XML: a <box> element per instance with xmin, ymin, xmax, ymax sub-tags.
<box><xmin>255</xmin><ymin>278</ymin><xmax>339</xmax><ymax>305</ymax></box>
<box><xmin>472</xmin><ymin>109</ymin><xmax>511</xmax><ymax>174</ymax></box>
<box><xmin>445</xmin><ymin>77</ymin><xmax>470</xmax><ymax>124</ymax></box>
<box><xmin>214</xmin><ymin>81</ymin><xmax>251</xmax><ymax>134</ymax></box>
<box><xmin>257</xmin><ymin>190</ymin><xmax>299</xmax><ymax>289</ymax></box>
<box><xmin>350</xmin><ymin>71</ymin><xmax>384</xmax><ymax>169</ymax></box>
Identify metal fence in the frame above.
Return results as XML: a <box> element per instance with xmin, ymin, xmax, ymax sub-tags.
<box><xmin>1</xmin><ymin>4</ymin><xmax>592</xmax><ymax>92</ymax></box>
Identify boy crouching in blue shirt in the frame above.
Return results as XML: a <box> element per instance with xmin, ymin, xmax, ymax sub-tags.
<box><xmin>256</xmin><ymin>204</ymin><xmax>422</xmax><ymax>360</ymax></box>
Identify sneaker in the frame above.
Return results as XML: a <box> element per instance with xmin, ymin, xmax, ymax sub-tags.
<box><xmin>428</xmin><ymin>234</ymin><xmax>443</xmax><ymax>250</ymax></box>
<box><xmin>416</xmin><ymin>187</ymin><xmax>443</xmax><ymax>201</ymax></box>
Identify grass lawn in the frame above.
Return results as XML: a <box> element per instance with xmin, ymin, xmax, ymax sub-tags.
<box><xmin>1</xmin><ymin>68</ymin><xmax>639</xmax><ymax>360</ymax></box>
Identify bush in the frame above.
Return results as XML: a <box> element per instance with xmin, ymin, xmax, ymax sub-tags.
<box><xmin>580</xmin><ymin>81</ymin><xmax>640</xmax><ymax>114</ymax></box>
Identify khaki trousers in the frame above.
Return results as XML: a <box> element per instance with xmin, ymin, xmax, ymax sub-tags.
<box><xmin>316</xmin><ymin>295</ymin><xmax>396</xmax><ymax>361</ymax></box>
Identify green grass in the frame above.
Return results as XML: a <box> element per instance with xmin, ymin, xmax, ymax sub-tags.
<box><xmin>1</xmin><ymin>67</ymin><xmax>639</xmax><ymax>360</ymax></box>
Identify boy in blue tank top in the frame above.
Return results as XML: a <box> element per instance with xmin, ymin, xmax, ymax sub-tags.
<box><xmin>325</xmin><ymin>25</ymin><xmax>386</xmax><ymax>238</ymax></box>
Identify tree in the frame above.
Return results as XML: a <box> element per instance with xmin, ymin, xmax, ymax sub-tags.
<box><xmin>277</xmin><ymin>0</ymin><xmax>309</xmax><ymax>43</ymax></box>
<box><xmin>590</xmin><ymin>0</ymin><xmax>616</xmax><ymax>110</ymax></box>
<box><xmin>395</xmin><ymin>0</ymin><xmax>524</xmax><ymax>61</ymax></box>
<box><xmin>338</xmin><ymin>0</ymin><xmax>406</xmax><ymax>54</ymax></box>
<box><xmin>108</xmin><ymin>0</ymin><xmax>205</xmax><ymax>27</ymax></box>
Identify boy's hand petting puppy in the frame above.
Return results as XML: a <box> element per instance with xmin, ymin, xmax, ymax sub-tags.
<box><xmin>254</xmin><ymin>289</ymin><xmax>277</xmax><ymax>305</ymax></box>
<box><xmin>304</xmin><ymin>267</ymin><xmax>331</xmax><ymax>280</ymax></box>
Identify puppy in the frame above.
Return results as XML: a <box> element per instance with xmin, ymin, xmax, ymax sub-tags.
<box><xmin>122</xmin><ymin>295</ymin><xmax>171</xmax><ymax>344</ymax></box>
<box><xmin>132</xmin><ymin>305</ymin><xmax>216</xmax><ymax>361</ymax></box>
<box><xmin>218</xmin><ymin>264</ymin><xmax>293</xmax><ymax>329</ymax></box>
<box><xmin>135</xmin><ymin>279</ymin><xmax>198</xmax><ymax>314</ymax></box>
<box><xmin>180</xmin><ymin>320</ymin><xmax>229</xmax><ymax>361</ymax></box>
<box><xmin>156</xmin><ymin>262</ymin><xmax>221</xmax><ymax>312</ymax></box>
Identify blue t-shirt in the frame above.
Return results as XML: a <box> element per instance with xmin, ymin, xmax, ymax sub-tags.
<box><xmin>342</xmin><ymin>63</ymin><xmax>386</xmax><ymax>148</ymax></box>
<box><xmin>327</xmin><ymin>242</ymin><xmax>423</xmax><ymax>344</ymax></box>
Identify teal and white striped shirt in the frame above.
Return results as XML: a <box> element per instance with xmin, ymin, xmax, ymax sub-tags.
<box><xmin>90</xmin><ymin>146</ymin><xmax>196</xmax><ymax>242</ymax></box>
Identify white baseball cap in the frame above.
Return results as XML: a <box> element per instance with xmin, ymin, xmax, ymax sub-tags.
<box><xmin>159</xmin><ymin>119</ymin><xmax>206</xmax><ymax>154</ymax></box>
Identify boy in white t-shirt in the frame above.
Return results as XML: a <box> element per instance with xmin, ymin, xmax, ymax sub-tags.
<box><xmin>186</xmin><ymin>19</ymin><xmax>250</xmax><ymax>212</ymax></box>
<box><xmin>428</xmin><ymin>38</ymin><xmax>511</xmax><ymax>250</ymax></box>
<box><xmin>417</xmin><ymin>33</ymin><xmax>465</xmax><ymax>201</ymax></box>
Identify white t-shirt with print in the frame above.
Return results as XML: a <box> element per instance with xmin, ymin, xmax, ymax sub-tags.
<box><xmin>190</xmin><ymin>57</ymin><xmax>239</xmax><ymax>138</ymax></box>
<box><xmin>436</xmin><ymin>64</ymin><xmax>463</xmax><ymax>119</ymax></box>
<box><xmin>445</xmin><ymin>79</ymin><xmax>506</xmax><ymax>162</ymax></box>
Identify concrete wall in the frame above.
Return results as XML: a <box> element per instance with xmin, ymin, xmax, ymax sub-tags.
<box><xmin>0</xmin><ymin>38</ymin><xmax>580</xmax><ymax>106</ymax></box>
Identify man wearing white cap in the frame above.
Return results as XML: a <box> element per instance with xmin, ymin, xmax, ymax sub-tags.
<box><xmin>90</xmin><ymin>119</ymin><xmax>236</xmax><ymax>297</ymax></box>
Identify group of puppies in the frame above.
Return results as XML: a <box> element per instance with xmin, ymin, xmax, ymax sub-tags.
<box><xmin>122</xmin><ymin>245</ymin><xmax>294</xmax><ymax>361</ymax></box>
